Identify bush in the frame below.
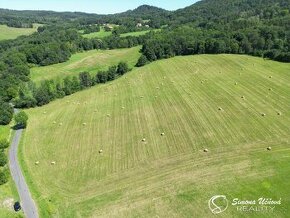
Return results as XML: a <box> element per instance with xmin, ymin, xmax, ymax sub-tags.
<box><xmin>0</xmin><ymin>169</ymin><xmax>8</xmax><ymax>185</ymax></box>
<box><xmin>0</xmin><ymin>152</ymin><xmax>7</xmax><ymax>167</ymax></box>
<box><xmin>0</xmin><ymin>139</ymin><xmax>9</xmax><ymax>149</ymax></box>
<box><xmin>14</xmin><ymin>111</ymin><xmax>28</xmax><ymax>129</ymax></box>
<box><xmin>117</xmin><ymin>62</ymin><xmax>129</xmax><ymax>75</ymax></box>
<box><xmin>136</xmin><ymin>55</ymin><xmax>148</xmax><ymax>67</ymax></box>
<box><xmin>0</xmin><ymin>102</ymin><xmax>14</xmax><ymax>125</ymax></box>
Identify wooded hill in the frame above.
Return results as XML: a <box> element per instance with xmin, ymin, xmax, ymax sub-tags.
<box><xmin>0</xmin><ymin>0</ymin><xmax>289</xmax><ymax>122</ymax></box>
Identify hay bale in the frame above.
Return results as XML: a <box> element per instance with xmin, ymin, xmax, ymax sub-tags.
<box><xmin>235</xmin><ymin>82</ymin><xmax>238</xmax><ymax>85</ymax></box>
<box><xmin>156</xmin><ymin>87</ymin><xmax>160</xmax><ymax>89</ymax></box>
<box><xmin>155</xmin><ymin>95</ymin><xmax>158</xmax><ymax>98</ymax></box>
<box><xmin>204</xmin><ymin>149</ymin><xmax>209</xmax><ymax>153</ymax></box>
<box><xmin>99</xmin><ymin>149</ymin><xmax>103</xmax><ymax>154</ymax></box>
<box><xmin>82</xmin><ymin>123</ymin><xmax>87</xmax><ymax>126</ymax></box>
<box><xmin>53</xmin><ymin>121</ymin><xmax>57</xmax><ymax>124</ymax></box>
<box><xmin>269</xmin><ymin>76</ymin><xmax>272</xmax><ymax>78</ymax></box>
<box><xmin>142</xmin><ymin>138</ymin><xmax>146</xmax><ymax>142</ymax></box>
<box><xmin>218</xmin><ymin>107</ymin><xmax>223</xmax><ymax>111</ymax></box>
<box><xmin>35</xmin><ymin>161</ymin><xmax>39</xmax><ymax>165</ymax></box>
<box><xmin>59</xmin><ymin>123</ymin><xmax>63</xmax><ymax>126</ymax></box>
<box><xmin>43</xmin><ymin>111</ymin><xmax>47</xmax><ymax>114</ymax></box>
<box><xmin>161</xmin><ymin>133</ymin><xmax>165</xmax><ymax>136</ymax></box>
<box><xmin>106</xmin><ymin>114</ymin><xmax>110</xmax><ymax>117</ymax></box>
<box><xmin>140</xmin><ymin>96</ymin><xmax>144</xmax><ymax>98</ymax></box>
<box><xmin>277</xmin><ymin>112</ymin><xmax>282</xmax><ymax>116</ymax></box>
<box><xmin>241</xmin><ymin>96</ymin><xmax>245</xmax><ymax>99</ymax></box>
<box><xmin>269</xmin><ymin>88</ymin><xmax>273</xmax><ymax>91</ymax></box>
<box><xmin>51</xmin><ymin>161</ymin><xmax>56</xmax><ymax>165</ymax></box>
<box><xmin>261</xmin><ymin>113</ymin><xmax>266</xmax><ymax>117</ymax></box>
<box><xmin>122</xmin><ymin>107</ymin><xmax>125</xmax><ymax>109</ymax></box>
<box><xmin>267</xmin><ymin>147</ymin><xmax>272</xmax><ymax>151</ymax></box>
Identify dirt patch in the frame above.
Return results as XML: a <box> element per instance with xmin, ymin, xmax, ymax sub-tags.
<box><xmin>2</xmin><ymin>198</ymin><xmax>14</xmax><ymax>211</ymax></box>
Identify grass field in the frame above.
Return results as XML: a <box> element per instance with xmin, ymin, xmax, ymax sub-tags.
<box><xmin>0</xmin><ymin>24</ymin><xmax>41</xmax><ymax>41</ymax></box>
<box><xmin>0</xmin><ymin>125</ymin><xmax>10</xmax><ymax>141</ymax></box>
<box><xmin>83</xmin><ymin>28</ymin><xmax>157</xmax><ymax>39</ymax></box>
<box><xmin>21</xmin><ymin>54</ymin><xmax>290</xmax><ymax>217</ymax></box>
<box><xmin>82</xmin><ymin>27</ymin><xmax>112</xmax><ymax>39</ymax></box>
<box><xmin>30</xmin><ymin>46</ymin><xmax>141</xmax><ymax>83</ymax></box>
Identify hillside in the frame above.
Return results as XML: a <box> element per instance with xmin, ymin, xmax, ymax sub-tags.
<box><xmin>21</xmin><ymin>55</ymin><xmax>290</xmax><ymax>217</ymax></box>
<box><xmin>31</xmin><ymin>47</ymin><xmax>141</xmax><ymax>83</ymax></box>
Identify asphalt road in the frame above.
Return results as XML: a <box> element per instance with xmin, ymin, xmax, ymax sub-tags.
<box><xmin>9</xmin><ymin>109</ymin><xmax>39</xmax><ymax>218</ymax></box>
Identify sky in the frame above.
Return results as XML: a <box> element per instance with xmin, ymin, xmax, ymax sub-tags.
<box><xmin>0</xmin><ymin>0</ymin><xmax>198</xmax><ymax>14</ymax></box>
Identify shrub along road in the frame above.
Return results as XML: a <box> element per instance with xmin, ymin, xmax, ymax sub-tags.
<box><xmin>9</xmin><ymin>109</ymin><xmax>38</xmax><ymax>218</ymax></box>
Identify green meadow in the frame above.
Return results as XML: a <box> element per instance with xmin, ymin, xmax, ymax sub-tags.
<box><xmin>0</xmin><ymin>24</ymin><xmax>41</xmax><ymax>41</ymax></box>
<box><xmin>21</xmin><ymin>54</ymin><xmax>290</xmax><ymax>217</ymax></box>
<box><xmin>30</xmin><ymin>46</ymin><xmax>141</xmax><ymax>83</ymax></box>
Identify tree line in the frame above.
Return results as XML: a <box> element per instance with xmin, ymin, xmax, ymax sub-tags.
<box><xmin>14</xmin><ymin>62</ymin><xmax>130</xmax><ymax>108</ymax></box>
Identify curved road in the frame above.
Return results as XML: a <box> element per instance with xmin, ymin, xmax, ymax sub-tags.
<box><xmin>9</xmin><ymin>109</ymin><xmax>39</xmax><ymax>218</ymax></box>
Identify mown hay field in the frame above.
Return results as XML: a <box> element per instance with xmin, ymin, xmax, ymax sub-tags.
<box><xmin>30</xmin><ymin>46</ymin><xmax>141</xmax><ymax>83</ymax></box>
<box><xmin>21</xmin><ymin>54</ymin><xmax>290</xmax><ymax>217</ymax></box>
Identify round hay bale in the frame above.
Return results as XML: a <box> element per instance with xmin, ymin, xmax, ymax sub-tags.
<box><xmin>161</xmin><ymin>133</ymin><xmax>165</xmax><ymax>136</ymax></box>
<box><xmin>140</xmin><ymin>96</ymin><xmax>144</xmax><ymax>98</ymax></box>
<box><xmin>107</xmin><ymin>114</ymin><xmax>110</xmax><ymax>117</ymax></box>
<box><xmin>277</xmin><ymin>112</ymin><xmax>282</xmax><ymax>116</ymax></box>
<box><xmin>59</xmin><ymin>123</ymin><xmax>63</xmax><ymax>126</ymax></box>
<box><xmin>218</xmin><ymin>107</ymin><xmax>223</xmax><ymax>111</ymax></box>
<box><xmin>43</xmin><ymin>111</ymin><xmax>47</xmax><ymax>114</ymax></box>
<box><xmin>122</xmin><ymin>107</ymin><xmax>125</xmax><ymax>109</ymax></box>
<box><xmin>204</xmin><ymin>149</ymin><xmax>209</xmax><ymax>153</ymax></box>
<box><xmin>53</xmin><ymin>121</ymin><xmax>57</xmax><ymax>124</ymax></box>
<box><xmin>99</xmin><ymin>149</ymin><xmax>103</xmax><ymax>154</ymax></box>
<box><xmin>267</xmin><ymin>147</ymin><xmax>272</xmax><ymax>151</ymax></box>
<box><xmin>35</xmin><ymin>161</ymin><xmax>39</xmax><ymax>165</ymax></box>
<box><xmin>261</xmin><ymin>113</ymin><xmax>266</xmax><ymax>117</ymax></box>
<box><xmin>155</xmin><ymin>95</ymin><xmax>158</xmax><ymax>98</ymax></box>
<box><xmin>235</xmin><ymin>82</ymin><xmax>238</xmax><ymax>85</ymax></box>
<box><xmin>269</xmin><ymin>76</ymin><xmax>272</xmax><ymax>78</ymax></box>
<box><xmin>82</xmin><ymin>123</ymin><xmax>87</xmax><ymax>126</ymax></box>
<box><xmin>269</xmin><ymin>88</ymin><xmax>273</xmax><ymax>91</ymax></box>
<box><xmin>51</xmin><ymin>161</ymin><xmax>56</xmax><ymax>165</ymax></box>
<box><xmin>241</xmin><ymin>96</ymin><xmax>245</xmax><ymax>99</ymax></box>
<box><xmin>142</xmin><ymin>138</ymin><xmax>146</xmax><ymax>142</ymax></box>
<box><xmin>156</xmin><ymin>87</ymin><xmax>160</xmax><ymax>89</ymax></box>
